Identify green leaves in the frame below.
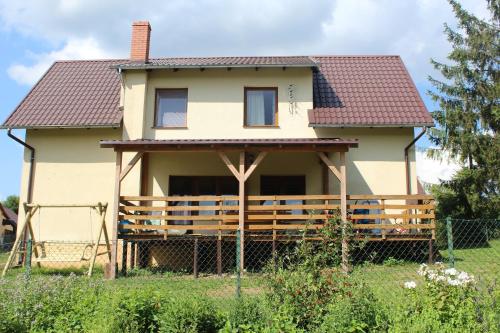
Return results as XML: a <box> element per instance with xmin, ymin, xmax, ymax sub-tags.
<box><xmin>428</xmin><ymin>0</ymin><xmax>499</xmax><ymax>219</ymax></box>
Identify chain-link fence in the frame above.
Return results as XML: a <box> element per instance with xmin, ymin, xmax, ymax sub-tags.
<box><xmin>1</xmin><ymin>218</ymin><xmax>498</xmax><ymax>301</ymax></box>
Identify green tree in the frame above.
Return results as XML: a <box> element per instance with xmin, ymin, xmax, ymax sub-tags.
<box><xmin>2</xmin><ymin>195</ymin><xmax>19</xmax><ymax>215</ymax></box>
<box><xmin>428</xmin><ymin>0</ymin><xmax>499</xmax><ymax>219</ymax></box>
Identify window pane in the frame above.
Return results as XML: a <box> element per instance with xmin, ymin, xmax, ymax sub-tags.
<box><xmin>156</xmin><ymin>90</ymin><xmax>187</xmax><ymax>127</ymax></box>
<box><xmin>246</xmin><ymin>89</ymin><xmax>276</xmax><ymax>126</ymax></box>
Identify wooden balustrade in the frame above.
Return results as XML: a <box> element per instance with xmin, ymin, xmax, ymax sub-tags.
<box><xmin>117</xmin><ymin>194</ymin><xmax>435</xmax><ymax>241</ymax></box>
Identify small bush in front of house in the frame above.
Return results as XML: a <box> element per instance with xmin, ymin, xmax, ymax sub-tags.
<box><xmin>0</xmin><ymin>274</ymin><xmax>104</xmax><ymax>333</ymax></box>
<box><xmin>389</xmin><ymin>263</ymin><xmax>500</xmax><ymax>333</ymax></box>
<box><xmin>94</xmin><ymin>288</ymin><xmax>162</xmax><ymax>333</ymax></box>
<box><xmin>157</xmin><ymin>296</ymin><xmax>224</xmax><ymax>333</ymax></box>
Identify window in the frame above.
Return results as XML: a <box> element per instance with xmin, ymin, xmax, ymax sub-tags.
<box><xmin>155</xmin><ymin>89</ymin><xmax>188</xmax><ymax>128</ymax></box>
<box><xmin>244</xmin><ymin>88</ymin><xmax>278</xmax><ymax>126</ymax></box>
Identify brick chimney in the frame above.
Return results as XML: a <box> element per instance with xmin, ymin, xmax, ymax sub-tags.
<box><xmin>130</xmin><ymin>21</ymin><xmax>151</xmax><ymax>62</ymax></box>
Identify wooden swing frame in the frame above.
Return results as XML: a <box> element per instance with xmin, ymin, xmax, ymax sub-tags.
<box><xmin>1</xmin><ymin>202</ymin><xmax>111</xmax><ymax>277</ymax></box>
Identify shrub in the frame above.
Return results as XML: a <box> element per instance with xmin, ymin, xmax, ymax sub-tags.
<box><xmin>95</xmin><ymin>288</ymin><xmax>162</xmax><ymax>333</ymax></box>
<box><xmin>157</xmin><ymin>296</ymin><xmax>224</xmax><ymax>333</ymax></box>
<box><xmin>317</xmin><ymin>282</ymin><xmax>387</xmax><ymax>333</ymax></box>
<box><xmin>225</xmin><ymin>297</ymin><xmax>267</xmax><ymax>329</ymax></box>
<box><xmin>390</xmin><ymin>264</ymin><xmax>499</xmax><ymax>333</ymax></box>
<box><xmin>0</xmin><ymin>275</ymin><xmax>104</xmax><ymax>333</ymax></box>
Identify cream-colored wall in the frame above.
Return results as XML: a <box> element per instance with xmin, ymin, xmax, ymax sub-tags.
<box><xmin>147</xmin><ymin>152</ymin><xmax>321</xmax><ymax>196</ymax></box>
<box><xmin>143</xmin><ymin>128</ymin><xmax>417</xmax><ymax>197</ymax></box>
<box><xmin>17</xmin><ymin>128</ymin><xmax>121</xmax><ymax>241</ymax></box>
<box><xmin>122</xmin><ymin>67</ymin><xmax>315</xmax><ymax>140</ymax></box>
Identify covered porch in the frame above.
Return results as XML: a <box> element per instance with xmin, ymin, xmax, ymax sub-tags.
<box><xmin>100</xmin><ymin>138</ymin><xmax>436</xmax><ymax>278</ymax></box>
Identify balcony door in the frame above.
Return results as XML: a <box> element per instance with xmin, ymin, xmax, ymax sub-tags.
<box><xmin>169</xmin><ymin>176</ymin><xmax>238</xmax><ymax>233</ymax></box>
<box><xmin>261</xmin><ymin>176</ymin><xmax>305</xmax><ymax>216</ymax></box>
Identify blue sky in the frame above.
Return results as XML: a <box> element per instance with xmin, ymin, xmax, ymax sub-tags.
<box><xmin>0</xmin><ymin>0</ymin><xmax>489</xmax><ymax>200</ymax></box>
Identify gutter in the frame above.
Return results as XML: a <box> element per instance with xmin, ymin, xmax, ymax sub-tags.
<box><xmin>404</xmin><ymin>127</ymin><xmax>427</xmax><ymax>195</ymax></box>
<box><xmin>7</xmin><ymin>129</ymin><xmax>35</xmax><ymax>203</ymax></box>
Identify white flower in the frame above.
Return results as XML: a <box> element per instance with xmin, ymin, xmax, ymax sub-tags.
<box><xmin>447</xmin><ymin>278</ymin><xmax>462</xmax><ymax>286</ymax></box>
<box><xmin>404</xmin><ymin>281</ymin><xmax>417</xmax><ymax>289</ymax></box>
<box><xmin>457</xmin><ymin>271</ymin><xmax>474</xmax><ymax>284</ymax></box>
<box><xmin>417</xmin><ymin>263</ymin><xmax>428</xmax><ymax>276</ymax></box>
<box><xmin>444</xmin><ymin>268</ymin><xmax>458</xmax><ymax>276</ymax></box>
<box><xmin>435</xmin><ymin>275</ymin><xmax>446</xmax><ymax>282</ymax></box>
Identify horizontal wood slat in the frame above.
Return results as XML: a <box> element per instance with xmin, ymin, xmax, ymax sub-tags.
<box><xmin>118</xmin><ymin>194</ymin><xmax>436</xmax><ymax>235</ymax></box>
<box><xmin>351</xmin><ymin>213</ymin><xmax>435</xmax><ymax>220</ymax></box>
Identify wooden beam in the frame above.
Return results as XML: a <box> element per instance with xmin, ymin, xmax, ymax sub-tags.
<box><xmin>339</xmin><ymin>151</ymin><xmax>349</xmax><ymax>273</ymax></box>
<box><xmin>109</xmin><ymin>150</ymin><xmax>122</xmax><ymax>279</ymax></box>
<box><xmin>244</xmin><ymin>152</ymin><xmax>267</xmax><ymax>181</ymax></box>
<box><xmin>218</xmin><ymin>152</ymin><xmax>241</xmax><ymax>180</ymax></box>
<box><xmin>120</xmin><ymin>152</ymin><xmax>143</xmax><ymax>182</ymax></box>
<box><xmin>317</xmin><ymin>152</ymin><xmax>341</xmax><ymax>181</ymax></box>
<box><xmin>238</xmin><ymin>152</ymin><xmax>245</xmax><ymax>271</ymax></box>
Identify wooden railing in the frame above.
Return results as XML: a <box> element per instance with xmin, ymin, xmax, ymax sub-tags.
<box><xmin>118</xmin><ymin>194</ymin><xmax>435</xmax><ymax>240</ymax></box>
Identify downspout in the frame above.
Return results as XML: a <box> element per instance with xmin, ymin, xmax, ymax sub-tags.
<box><xmin>7</xmin><ymin>129</ymin><xmax>35</xmax><ymax>263</ymax></box>
<box><xmin>405</xmin><ymin>127</ymin><xmax>427</xmax><ymax>195</ymax></box>
<box><xmin>7</xmin><ymin>129</ymin><xmax>35</xmax><ymax>204</ymax></box>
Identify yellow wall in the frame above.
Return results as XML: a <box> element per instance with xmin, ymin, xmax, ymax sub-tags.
<box><xmin>17</xmin><ymin>129</ymin><xmax>121</xmax><ymax>241</ymax></box>
<box><xmin>123</xmin><ymin>67</ymin><xmax>315</xmax><ymax>140</ymax></box>
<box><xmin>143</xmin><ymin>128</ymin><xmax>416</xmax><ymax>197</ymax></box>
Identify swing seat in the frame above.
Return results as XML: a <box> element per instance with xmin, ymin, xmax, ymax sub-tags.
<box><xmin>32</xmin><ymin>242</ymin><xmax>94</xmax><ymax>263</ymax></box>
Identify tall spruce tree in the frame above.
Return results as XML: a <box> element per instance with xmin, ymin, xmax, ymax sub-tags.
<box><xmin>428</xmin><ymin>0</ymin><xmax>499</xmax><ymax>218</ymax></box>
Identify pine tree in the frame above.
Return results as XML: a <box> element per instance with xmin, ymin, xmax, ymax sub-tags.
<box><xmin>428</xmin><ymin>0</ymin><xmax>499</xmax><ymax>218</ymax></box>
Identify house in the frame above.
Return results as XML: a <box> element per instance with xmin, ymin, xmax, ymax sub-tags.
<box><xmin>2</xmin><ymin>21</ymin><xmax>435</xmax><ymax>277</ymax></box>
<box><xmin>0</xmin><ymin>203</ymin><xmax>17</xmax><ymax>249</ymax></box>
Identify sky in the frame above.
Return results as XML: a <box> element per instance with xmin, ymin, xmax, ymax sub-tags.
<box><xmin>0</xmin><ymin>0</ymin><xmax>489</xmax><ymax>200</ymax></box>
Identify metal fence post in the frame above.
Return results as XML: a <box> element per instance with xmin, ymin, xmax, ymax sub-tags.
<box><xmin>446</xmin><ymin>217</ymin><xmax>455</xmax><ymax>268</ymax></box>
<box><xmin>24</xmin><ymin>239</ymin><xmax>32</xmax><ymax>280</ymax></box>
<box><xmin>236</xmin><ymin>229</ymin><xmax>241</xmax><ymax>298</ymax></box>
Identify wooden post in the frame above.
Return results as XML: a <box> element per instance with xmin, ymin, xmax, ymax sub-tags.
<box><xmin>130</xmin><ymin>241</ymin><xmax>136</xmax><ymax>270</ymax></box>
<box><xmin>110</xmin><ymin>150</ymin><xmax>122</xmax><ymax>279</ymax></box>
<box><xmin>339</xmin><ymin>151</ymin><xmax>349</xmax><ymax>273</ymax></box>
<box><xmin>238</xmin><ymin>152</ymin><xmax>245</xmax><ymax>271</ymax></box>
<box><xmin>217</xmin><ymin>200</ymin><xmax>223</xmax><ymax>276</ymax></box>
<box><xmin>121</xmin><ymin>240</ymin><xmax>128</xmax><ymax>276</ymax></box>
<box><xmin>272</xmin><ymin>197</ymin><xmax>277</xmax><ymax>269</ymax></box>
<box><xmin>218</xmin><ymin>151</ymin><xmax>266</xmax><ymax>273</ymax></box>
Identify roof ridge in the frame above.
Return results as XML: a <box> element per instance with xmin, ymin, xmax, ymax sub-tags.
<box><xmin>53</xmin><ymin>59</ymin><xmax>128</xmax><ymax>63</ymax></box>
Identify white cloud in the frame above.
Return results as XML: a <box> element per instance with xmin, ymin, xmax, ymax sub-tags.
<box><xmin>416</xmin><ymin>150</ymin><xmax>462</xmax><ymax>185</ymax></box>
<box><xmin>0</xmin><ymin>0</ymin><xmax>491</xmax><ymax>86</ymax></box>
<box><xmin>7</xmin><ymin>37</ymin><xmax>116</xmax><ymax>85</ymax></box>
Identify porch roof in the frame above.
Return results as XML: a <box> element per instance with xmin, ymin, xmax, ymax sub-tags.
<box><xmin>100</xmin><ymin>138</ymin><xmax>358</xmax><ymax>152</ymax></box>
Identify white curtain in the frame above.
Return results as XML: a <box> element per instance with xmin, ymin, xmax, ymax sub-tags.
<box><xmin>247</xmin><ymin>91</ymin><xmax>266</xmax><ymax>125</ymax></box>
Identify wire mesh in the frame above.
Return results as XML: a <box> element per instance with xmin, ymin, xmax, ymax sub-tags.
<box><xmin>0</xmin><ymin>219</ymin><xmax>498</xmax><ymax>301</ymax></box>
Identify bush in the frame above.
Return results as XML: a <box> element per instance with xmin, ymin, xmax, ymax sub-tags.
<box><xmin>96</xmin><ymin>288</ymin><xmax>161</xmax><ymax>333</ymax></box>
<box><xmin>0</xmin><ymin>275</ymin><xmax>104</xmax><ymax>333</ymax></box>
<box><xmin>389</xmin><ymin>264</ymin><xmax>499</xmax><ymax>333</ymax></box>
<box><xmin>157</xmin><ymin>296</ymin><xmax>224</xmax><ymax>333</ymax></box>
<box><xmin>317</xmin><ymin>283</ymin><xmax>387</xmax><ymax>333</ymax></box>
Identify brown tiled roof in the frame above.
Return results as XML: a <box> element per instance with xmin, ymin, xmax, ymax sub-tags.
<box><xmin>309</xmin><ymin>56</ymin><xmax>434</xmax><ymax>127</ymax></box>
<box><xmin>117</xmin><ymin>56</ymin><xmax>317</xmax><ymax>69</ymax></box>
<box><xmin>0</xmin><ymin>204</ymin><xmax>17</xmax><ymax>222</ymax></box>
<box><xmin>100</xmin><ymin>138</ymin><xmax>359</xmax><ymax>150</ymax></box>
<box><xmin>2</xmin><ymin>60</ymin><xmax>124</xmax><ymax>129</ymax></box>
<box><xmin>2</xmin><ymin>55</ymin><xmax>433</xmax><ymax>129</ymax></box>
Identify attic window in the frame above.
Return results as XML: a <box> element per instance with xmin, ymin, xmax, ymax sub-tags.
<box><xmin>244</xmin><ymin>87</ymin><xmax>278</xmax><ymax>127</ymax></box>
<box><xmin>155</xmin><ymin>89</ymin><xmax>188</xmax><ymax>128</ymax></box>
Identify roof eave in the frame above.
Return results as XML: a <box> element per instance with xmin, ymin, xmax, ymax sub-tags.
<box><xmin>112</xmin><ymin>63</ymin><xmax>319</xmax><ymax>70</ymax></box>
<box><xmin>0</xmin><ymin>123</ymin><xmax>122</xmax><ymax>130</ymax></box>
<box><xmin>308</xmin><ymin>123</ymin><xmax>435</xmax><ymax>128</ymax></box>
